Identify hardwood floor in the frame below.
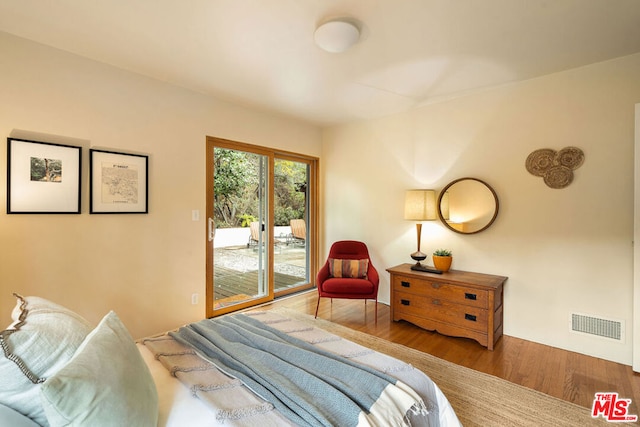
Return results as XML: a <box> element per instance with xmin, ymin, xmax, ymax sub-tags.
<box><xmin>257</xmin><ymin>290</ymin><xmax>640</xmax><ymax>415</ymax></box>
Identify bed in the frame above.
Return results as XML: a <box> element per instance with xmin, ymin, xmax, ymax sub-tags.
<box><xmin>1</xmin><ymin>294</ymin><xmax>461</xmax><ymax>426</ymax></box>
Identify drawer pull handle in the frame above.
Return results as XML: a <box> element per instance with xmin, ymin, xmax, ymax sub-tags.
<box><xmin>401</xmin><ymin>299</ymin><xmax>411</xmax><ymax>306</ymax></box>
<box><xmin>401</xmin><ymin>281</ymin><xmax>410</xmax><ymax>287</ymax></box>
<box><xmin>465</xmin><ymin>313</ymin><xmax>477</xmax><ymax>322</ymax></box>
<box><xmin>432</xmin><ymin>299</ymin><xmax>441</xmax><ymax>305</ymax></box>
<box><xmin>431</xmin><ymin>283</ymin><xmax>441</xmax><ymax>289</ymax></box>
<box><xmin>465</xmin><ymin>293</ymin><xmax>477</xmax><ymax>300</ymax></box>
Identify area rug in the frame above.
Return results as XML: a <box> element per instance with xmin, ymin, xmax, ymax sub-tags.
<box><xmin>270</xmin><ymin>308</ymin><xmax>629</xmax><ymax>427</ymax></box>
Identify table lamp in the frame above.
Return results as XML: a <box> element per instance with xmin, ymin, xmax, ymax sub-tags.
<box><xmin>404</xmin><ymin>189</ymin><xmax>441</xmax><ymax>273</ymax></box>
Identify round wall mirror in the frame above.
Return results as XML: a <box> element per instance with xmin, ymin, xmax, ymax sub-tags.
<box><xmin>437</xmin><ymin>177</ymin><xmax>499</xmax><ymax>234</ymax></box>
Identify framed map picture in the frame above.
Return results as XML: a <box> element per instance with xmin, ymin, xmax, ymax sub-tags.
<box><xmin>90</xmin><ymin>149</ymin><xmax>148</xmax><ymax>214</ymax></box>
<box><xmin>7</xmin><ymin>138</ymin><xmax>82</xmax><ymax>214</ymax></box>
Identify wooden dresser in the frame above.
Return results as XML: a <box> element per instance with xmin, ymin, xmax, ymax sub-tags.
<box><xmin>387</xmin><ymin>263</ymin><xmax>507</xmax><ymax>350</ymax></box>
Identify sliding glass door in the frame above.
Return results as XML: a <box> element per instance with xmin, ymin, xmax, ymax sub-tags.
<box><xmin>206</xmin><ymin>137</ymin><xmax>317</xmax><ymax>317</ymax></box>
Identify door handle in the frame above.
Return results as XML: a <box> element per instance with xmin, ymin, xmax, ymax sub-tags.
<box><xmin>208</xmin><ymin>218</ymin><xmax>215</xmax><ymax>242</ymax></box>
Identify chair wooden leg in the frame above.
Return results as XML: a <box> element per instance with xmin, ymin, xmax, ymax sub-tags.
<box><xmin>315</xmin><ymin>297</ymin><xmax>320</xmax><ymax>318</ymax></box>
<box><xmin>375</xmin><ymin>298</ymin><xmax>378</xmax><ymax>324</ymax></box>
<box><xmin>366</xmin><ymin>299</ymin><xmax>378</xmax><ymax>324</ymax></box>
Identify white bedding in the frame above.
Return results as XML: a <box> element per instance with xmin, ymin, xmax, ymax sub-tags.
<box><xmin>137</xmin><ymin>315</ymin><xmax>461</xmax><ymax>427</ymax></box>
<box><xmin>139</xmin><ymin>344</ymin><xmax>216</xmax><ymax>426</ymax></box>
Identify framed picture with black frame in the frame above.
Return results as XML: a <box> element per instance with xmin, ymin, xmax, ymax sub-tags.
<box><xmin>7</xmin><ymin>137</ymin><xmax>82</xmax><ymax>214</ymax></box>
<box><xmin>89</xmin><ymin>149</ymin><xmax>148</xmax><ymax>214</ymax></box>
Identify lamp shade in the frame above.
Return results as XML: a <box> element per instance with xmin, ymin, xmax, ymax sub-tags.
<box><xmin>404</xmin><ymin>190</ymin><xmax>437</xmax><ymax>221</ymax></box>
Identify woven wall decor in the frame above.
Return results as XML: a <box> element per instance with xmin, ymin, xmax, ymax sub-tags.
<box><xmin>525</xmin><ymin>146</ymin><xmax>584</xmax><ymax>189</ymax></box>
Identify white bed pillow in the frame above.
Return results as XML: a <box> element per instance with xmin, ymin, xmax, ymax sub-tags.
<box><xmin>40</xmin><ymin>311</ymin><xmax>159</xmax><ymax>427</ymax></box>
<box><xmin>0</xmin><ymin>403</ymin><xmax>40</xmax><ymax>427</ymax></box>
<box><xmin>0</xmin><ymin>295</ymin><xmax>92</xmax><ymax>426</ymax></box>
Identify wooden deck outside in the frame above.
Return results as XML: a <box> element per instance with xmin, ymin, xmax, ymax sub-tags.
<box><xmin>214</xmin><ymin>266</ymin><xmax>305</xmax><ymax>300</ymax></box>
<box><xmin>213</xmin><ymin>243</ymin><xmax>308</xmax><ymax>309</ymax></box>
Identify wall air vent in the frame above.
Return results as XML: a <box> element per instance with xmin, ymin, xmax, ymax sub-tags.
<box><xmin>570</xmin><ymin>313</ymin><xmax>624</xmax><ymax>342</ymax></box>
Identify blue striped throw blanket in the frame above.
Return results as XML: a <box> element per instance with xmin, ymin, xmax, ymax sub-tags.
<box><xmin>170</xmin><ymin>314</ymin><xmax>429</xmax><ymax>426</ymax></box>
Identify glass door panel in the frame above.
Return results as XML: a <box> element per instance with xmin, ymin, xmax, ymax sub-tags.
<box><xmin>211</xmin><ymin>146</ymin><xmax>271</xmax><ymax>313</ymax></box>
<box><xmin>273</xmin><ymin>158</ymin><xmax>311</xmax><ymax>295</ymax></box>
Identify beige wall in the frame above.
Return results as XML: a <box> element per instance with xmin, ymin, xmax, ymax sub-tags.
<box><xmin>0</xmin><ymin>32</ymin><xmax>322</xmax><ymax>339</ymax></box>
<box><xmin>321</xmin><ymin>53</ymin><xmax>640</xmax><ymax>365</ymax></box>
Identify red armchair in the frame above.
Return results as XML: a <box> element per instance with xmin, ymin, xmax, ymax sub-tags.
<box><xmin>315</xmin><ymin>240</ymin><xmax>380</xmax><ymax>321</ymax></box>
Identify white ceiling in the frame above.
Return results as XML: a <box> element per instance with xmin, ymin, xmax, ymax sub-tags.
<box><xmin>1</xmin><ymin>1</ymin><xmax>640</xmax><ymax>127</ymax></box>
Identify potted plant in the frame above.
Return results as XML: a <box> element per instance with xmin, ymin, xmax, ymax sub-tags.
<box><xmin>433</xmin><ymin>249</ymin><xmax>452</xmax><ymax>272</ymax></box>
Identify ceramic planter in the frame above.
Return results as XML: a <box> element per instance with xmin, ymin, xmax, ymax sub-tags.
<box><xmin>432</xmin><ymin>255</ymin><xmax>452</xmax><ymax>272</ymax></box>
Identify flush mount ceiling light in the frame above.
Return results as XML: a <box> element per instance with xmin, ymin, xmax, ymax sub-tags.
<box><xmin>314</xmin><ymin>19</ymin><xmax>360</xmax><ymax>53</ymax></box>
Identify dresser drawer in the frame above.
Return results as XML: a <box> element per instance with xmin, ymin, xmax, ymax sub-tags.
<box><xmin>394</xmin><ymin>291</ymin><xmax>488</xmax><ymax>332</ymax></box>
<box><xmin>392</xmin><ymin>275</ymin><xmax>488</xmax><ymax>309</ymax></box>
